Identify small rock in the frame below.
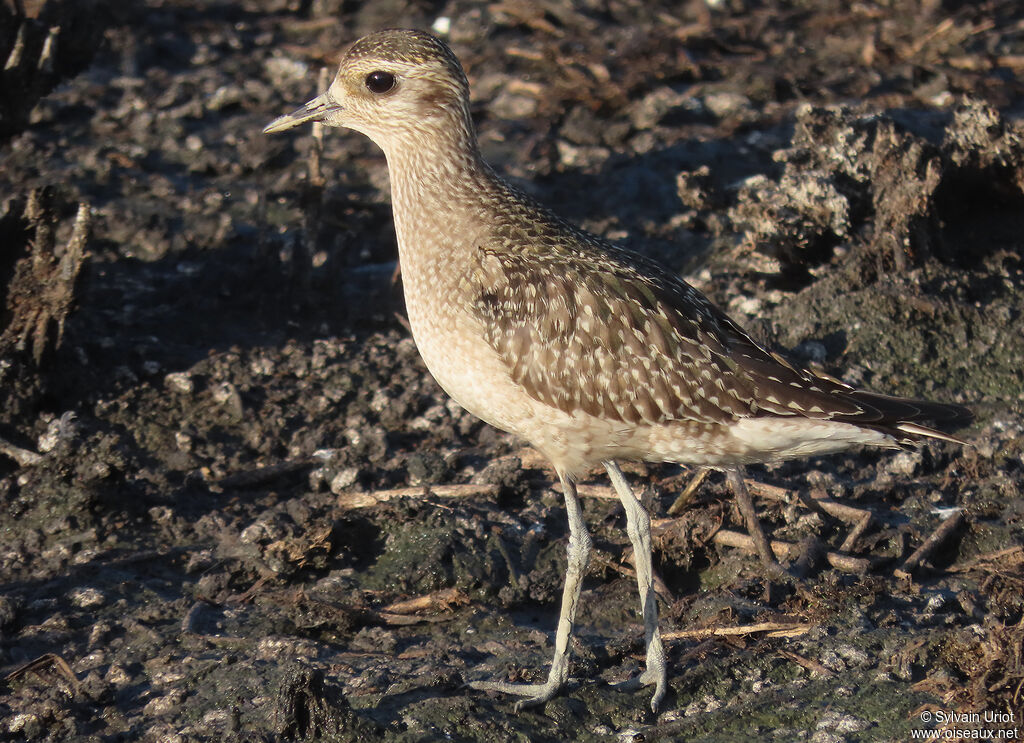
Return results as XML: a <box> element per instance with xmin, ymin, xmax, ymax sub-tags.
<box><xmin>329</xmin><ymin>467</ymin><xmax>360</xmax><ymax>493</ymax></box>
<box><xmin>175</xmin><ymin>431</ymin><xmax>192</xmax><ymax>452</ymax></box>
<box><xmin>889</xmin><ymin>450</ymin><xmax>922</xmax><ymax>476</ymax></box>
<box><xmin>795</xmin><ymin>340</ymin><xmax>828</xmax><ymax>363</ymax></box>
<box><xmin>704</xmin><ymin>91</ymin><xmax>753</xmax><ymax>119</ymax></box>
<box><xmin>819</xmin><ymin>649</ymin><xmax>846</xmax><ymax>672</ymax></box>
<box><xmin>628</xmin><ymin>87</ymin><xmax>697</xmax><ymax>130</ymax></box>
<box><xmin>490</xmin><ymin>89</ymin><xmax>538</xmax><ymax>119</ymax></box>
<box><xmin>556</xmin><ymin>140</ymin><xmax>610</xmax><ymax>169</ymax></box>
<box><xmin>431</xmin><ymin>16</ymin><xmax>451</xmax><ymax>35</ymax></box>
<box><xmin>165</xmin><ymin>372</ymin><xmax>194</xmax><ymax>394</ymax></box>
<box><xmin>266</xmin><ymin>55</ymin><xmax>309</xmax><ymax>86</ymax></box>
<box><xmin>210</xmin><ymin>381</ymin><xmax>244</xmax><ymax>419</ymax></box>
<box><xmin>69</xmin><ymin>587</ymin><xmax>105</xmax><ymax>609</ymax></box>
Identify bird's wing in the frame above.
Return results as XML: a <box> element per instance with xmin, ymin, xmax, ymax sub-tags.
<box><xmin>471</xmin><ymin>214</ymin><xmax>972</xmax><ymax>435</ymax></box>
<box><xmin>472</xmin><ymin>222</ymin><xmax>871</xmax><ymax>427</ymax></box>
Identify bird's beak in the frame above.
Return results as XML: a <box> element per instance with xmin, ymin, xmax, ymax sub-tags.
<box><xmin>263</xmin><ymin>91</ymin><xmax>343</xmax><ymax>134</ymax></box>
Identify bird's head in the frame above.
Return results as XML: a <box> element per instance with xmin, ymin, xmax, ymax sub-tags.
<box><xmin>264</xmin><ymin>29</ymin><xmax>475</xmax><ymax>153</ymax></box>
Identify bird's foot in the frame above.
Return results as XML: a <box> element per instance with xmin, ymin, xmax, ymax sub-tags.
<box><xmin>469</xmin><ymin>678</ymin><xmax>566</xmax><ymax>711</ymax></box>
<box><xmin>611</xmin><ymin>661</ymin><xmax>667</xmax><ymax>712</ymax></box>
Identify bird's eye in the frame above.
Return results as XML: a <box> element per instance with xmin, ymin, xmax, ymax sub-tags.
<box><xmin>365</xmin><ymin>70</ymin><xmax>396</xmax><ymax>94</ymax></box>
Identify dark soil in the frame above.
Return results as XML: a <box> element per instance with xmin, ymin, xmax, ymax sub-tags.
<box><xmin>1</xmin><ymin>1</ymin><xmax>1023</xmax><ymax>741</ymax></box>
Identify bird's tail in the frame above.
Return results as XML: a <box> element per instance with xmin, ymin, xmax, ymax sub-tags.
<box><xmin>842</xmin><ymin>390</ymin><xmax>972</xmax><ymax>446</ymax></box>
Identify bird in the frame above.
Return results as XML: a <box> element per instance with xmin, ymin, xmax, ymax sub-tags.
<box><xmin>264</xmin><ymin>29</ymin><xmax>970</xmax><ymax>712</ymax></box>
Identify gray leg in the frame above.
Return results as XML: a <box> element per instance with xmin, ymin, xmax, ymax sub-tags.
<box><xmin>727</xmin><ymin>468</ymin><xmax>789</xmax><ymax>581</ymax></box>
<box><xmin>604</xmin><ymin>461</ymin><xmax>667</xmax><ymax>712</ymax></box>
<box><xmin>470</xmin><ymin>472</ymin><xmax>592</xmax><ymax>709</ymax></box>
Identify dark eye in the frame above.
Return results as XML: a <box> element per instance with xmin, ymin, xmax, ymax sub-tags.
<box><xmin>365</xmin><ymin>70</ymin><xmax>396</xmax><ymax>94</ymax></box>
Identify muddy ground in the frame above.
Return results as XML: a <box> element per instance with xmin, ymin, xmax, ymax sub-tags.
<box><xmin>1</xmin><ymin>1</ymin><xmax>1023</xmax><ymax>741</ymax></box>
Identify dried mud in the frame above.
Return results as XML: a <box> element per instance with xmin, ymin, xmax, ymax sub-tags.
<box><xmin>1</xmin><ymin>1</ymin><xmax>1023</xmax><ymax>741</ymax></box>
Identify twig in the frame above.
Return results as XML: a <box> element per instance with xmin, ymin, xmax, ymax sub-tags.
<box><xmin>729</xmin><ymin>470</ymin><xmax>789</xmax><ymax>580</ymax></box>
<box><xmin>804</xmin><ymin>489</ymin><xmax>872</xmax><ymax>524</ymax></box>
<box><xmin>600</xmin><ymin>552</ymin><xmax>675</xmax><ymax>603</ymax></box>
<box><xmin>375</xmin><ymin>611</ymin><xmax>456</xmax><ymax>626</ymax></box>
<box><xmin>713</xmin><ymin>529</ymin><xmax>870</xmax><ymax>574</ymax></box>
<box><xmin>663</xmin><ymin>621</ymin><xmax>813</xmax><ymax>641</ymax></box>
<box><xmin>894</xmin><ymin>510</ymin><xmax>965</xmax><ymax>579</ymax></box>
<box><xmin>308</xmin><ymin>66</ymin><xmax>329</xmax><ymax>188</ymax></box>
<box><xmin>839</xmin><ymin>511</ymin><xmax>874</xmax><ymax>553</ymax></box>
<box><xmin>996</xmin><ymin>55</ymin><xmax>1024</xmax><ymax>68</ymax></box>
<box><xmin>552</xmin><ymin>482</ymin><xmax>620</xmax><ymax>500</ymax></box>
<box><xmin>667</xmin><ymin>469</ymin><xmax>709</xmax><ymax>516</ymax></box>
<box><xmin>714</xmin><ymin>528</ymin><xmax>797</xmax><ymax>557</ymax></box>
<box><xmin>382</xmin><ymin>587</ymin><xmax>469</xmax><ymax>616</ymax></box>
<box><xmin>4</xmin><ymin>653</ymin><xmax>80</xmax><ymax>694</ymax></box>
<box><xmin>743</xmin><ymin>479</ymin><xmax>791</xmax><ymax>503</ymax></box>
<box><xmin>337</xmin><ymin>483</ymin><xmax>499</xmax><ymax>508</ymax></box>
<box><xmin>747</xmin><ymin>478</ymin><xmax>872</xmax><ymax>524</ymax></box>
<box><xmin>731</xmin><ymin>477</ymin><xmax>875</xmax><ymax>571</ymax></box>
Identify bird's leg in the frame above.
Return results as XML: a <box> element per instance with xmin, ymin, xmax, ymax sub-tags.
<box><xmin>604</xmin><ymin>461</ymin><xmax>667</xmax><ymax>712</ymax></box>
<box><xmin>470</xmin><ymin>472</ymin><xmax>592</xmax><ymax>709</ymax></box>
<box><xmin>727</xmin><ymin>467</ymin><xmax>790</xmax><ymax>581</ymax></box>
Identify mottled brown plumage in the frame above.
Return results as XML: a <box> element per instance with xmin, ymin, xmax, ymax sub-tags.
<box><xmin>265</xmin><ymin>28</ymin><xmax>970</xmax><ymax>712</ymax></box>
<box><xmin>469</xmin><ymin>175</ymin><xmax>967</xmax><ymax>457</ymax></box>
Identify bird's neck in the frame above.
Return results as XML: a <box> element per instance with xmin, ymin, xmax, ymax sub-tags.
<box><xmin>383</xmin><ymin>122</ymin><xmax>497</xmax><ymax>272</ymax></box>
<box><xmin>384</xmin><ymin>123</ymin><xmax>489</xmax><ymax>202</ymax></box>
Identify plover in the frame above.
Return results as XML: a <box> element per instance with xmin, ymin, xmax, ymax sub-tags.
<box><xmin>264</xmin><ymin>29</ymin><xmax>969</xmax><ymax>711</ymax></box>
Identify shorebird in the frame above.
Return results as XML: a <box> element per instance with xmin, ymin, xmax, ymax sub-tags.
<box><xmin>264</xmin><ymin>29</ymin><xmax>969</xmax><ymax>712</ymax></box>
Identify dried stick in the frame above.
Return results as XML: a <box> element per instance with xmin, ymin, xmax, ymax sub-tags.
<box><xmin>894</xmin><ymin>510</ymin><xmax>965</xmax><ymax>579</ymax></box>
<box><xmin>663</xmin><ymin>621</ymin><xmax>813</xmax><ymax>641</ymax></box>
<box><xmin>382</xmin><ymin>587</ymin><xmax>469</xmax><ymax>616</ymax></box>
<box><xmin>713</xmin><ymin>529</ymin><xmax>870</xmax><ymax>574</ymax></box>
<box><xmin>667</xmin><ymin>469</ymin><xmax>709</xmax><ymax>516</ymax></box>
<box><xmin>338</xmin><ymin>483</ymin><xmax>499</xmax><ymax>509</ymax></box>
